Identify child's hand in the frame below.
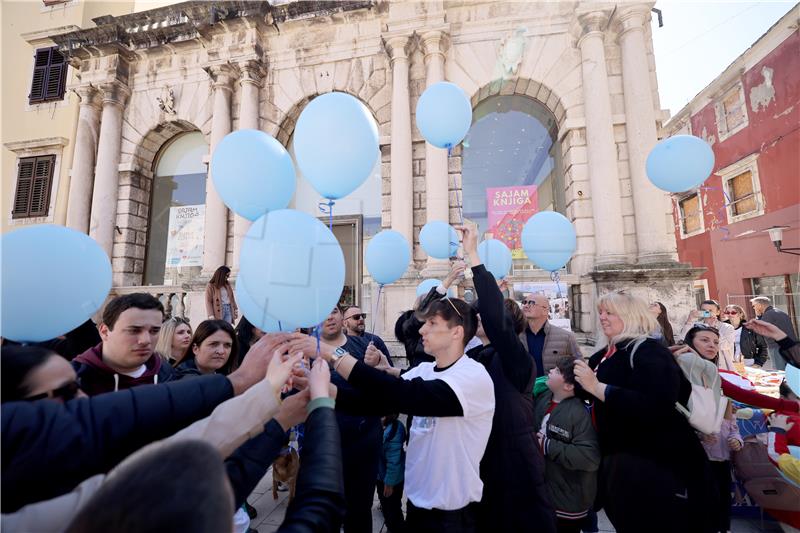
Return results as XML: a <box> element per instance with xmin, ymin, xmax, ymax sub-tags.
<box><xmin>727</xmin><ymin>437</ymin><xmax>742</xmax><ymax>452</ymax></box>
<box><xmin>700</xmin><ymin>433</ymin><xmax>719</xmax><ymax>446</ymax></box>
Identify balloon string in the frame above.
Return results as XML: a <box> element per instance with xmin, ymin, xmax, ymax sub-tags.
<box><xmin>371</xmin><ymin>284</ymin><xmax>384</xmax><ymax>337</ymax></box>
<box><xmin>318</xmin><ymin>200</ymin><xmax>335</xmax><ymax>231</ymax></box>
<box><xmin>551</xmin><ymin>270</ymin><xmax>563</xmax><ymax>299</ymax></box>
<box><xmin>278</xmin><ymin>320</ymin><xmax>283</xmax><ymax>332</ymax></box>
<box><xmin>314</xmin><ymin>324</ymin><xmax>321</xmax><ymax>360</ymax></box>
<box><xmin>699</xmin><ymin>186</ymin><xmax>733</xmax><ymax>241</ymax></box>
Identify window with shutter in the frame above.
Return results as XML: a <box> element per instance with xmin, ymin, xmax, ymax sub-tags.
<box><xmin>12</xmin><ymin>155</ymin><xmax>55</xmax><ymax>219</ymax></box>
<box><xmin>28</xmin><ymin>47</ymin><xmax>67</xmax><ymax>104</ymax></box>
<box><xmin>679</xmin><ymin>193</ymin><xmax>702</xmax><ymax>236</ymax></box>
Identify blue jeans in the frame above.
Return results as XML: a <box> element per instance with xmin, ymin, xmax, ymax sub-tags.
<box><xmin>222</xmin><ymin>303</ymin><xmax>233</xmax><ymax>323</ymax></box>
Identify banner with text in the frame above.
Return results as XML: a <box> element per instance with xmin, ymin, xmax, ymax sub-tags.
<box><xmin>486</xmin><ymin>185</ymin><xmax>538</xmax><ymax>259</ymax></box>
<box><xmin>165</xmin><ymin>205</ymin><xmax>205</xmax><ymax>268</ymax></box>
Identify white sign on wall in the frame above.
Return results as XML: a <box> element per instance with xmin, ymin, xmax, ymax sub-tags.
<box><xmin>165</xmin><ymin>204</ymin><xmax>205</xmax><ymax>268</ymax></box>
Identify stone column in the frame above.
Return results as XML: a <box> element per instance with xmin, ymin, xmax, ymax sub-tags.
<box><xmin>67</xmin><ymin>84</ymin><xmax>102</xmax><ymax>234</ymax></box>
<box><xmin>618</xmin><ymin>7</ymin><xmax>676</xmax><ymax>264</ymax></box>
<box><xmin>232</xmin><ymin>61</ymin><xmax>265</xmax><ymax>274</ymax></box>
<box><xmin>202</xmin><ymin>64</ymin><xmax>237</xmax><ymax>275</ymax></box>
<box><xmin>420</xmin><ymin>30</ymin><xmax>451</xmax><ymax>274</ymax></box>
<box><xmin>89</xmin><ymin>81</ymin><xmax>129</xmax><ymax>256</ymax></box>
<box><xmin>385</xmin><ymin>34</ymin><xmax>414</xmax><ymax>245</ymax></box>
<box><xmin>577</xmin><ymin>12</ymin><xmax>627</xmax><ymax>265</ymax></box>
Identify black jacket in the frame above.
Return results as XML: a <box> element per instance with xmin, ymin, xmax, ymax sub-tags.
<box><xmin>279</xmin><ymin>406</ymin><xmax>346</xmax><ymax>532</ymax></box>
<box><xmin>468</xmin><ymin>265</ymin><xmax>556</xmax><ymax>532</ymax></box>
<box><xmin>2</xmin><ymin>374</ymin><xmax>234</xmax><ymax>512</ymax></box>
<box><xmin>225</xmin><ymin>418</ymin><xmax>289</xmax><ymax>509</ymax></box>
<box><xmin>738</xmin><ymin>325</ymin><xmax>768</xmax><ymax>366</ymax></box>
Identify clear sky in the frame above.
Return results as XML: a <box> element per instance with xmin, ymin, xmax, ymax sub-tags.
<box><xmin>651</xmin><ymin>0</ymin><xmax>796</xmax><ymax>117</ymax></box>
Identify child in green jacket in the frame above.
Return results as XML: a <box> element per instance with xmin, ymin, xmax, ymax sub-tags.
<box><xmin>533</xmin><ymin>356</ymin><xmax>601</xmax><ymax>533</ymax></box>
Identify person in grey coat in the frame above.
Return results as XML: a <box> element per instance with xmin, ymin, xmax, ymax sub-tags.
<box><xmin>751</xmin><ymin>296</ymin><xmax>797</xmax><ymax>370</ymax></box>
<box><xmin>520</xmin><ymin>294</ymin><xmax>582</xmax><ymax>378</ymax></box>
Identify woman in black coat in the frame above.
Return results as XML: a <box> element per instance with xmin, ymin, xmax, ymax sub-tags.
<box><xmin>574</xmin><ymin>290</ymin><xmax>716</xmax><ymax>533</ymax></box>
<box><xmin>460</xmin><ymin>226</ymin><xmax>556</xmax><ymax>533</ymax></box>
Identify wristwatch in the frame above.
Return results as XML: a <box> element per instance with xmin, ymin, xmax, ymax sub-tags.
<box><xmin>330</xmin><ymin>346</ymin><xmax>348</xmax><ymax>366</ymax></box>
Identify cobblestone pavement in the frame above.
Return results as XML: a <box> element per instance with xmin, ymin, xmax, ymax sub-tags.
<box><xmin>245</xmin><ymin>470</ymin><xmax>785</xmax><ymax>532</ymax></box>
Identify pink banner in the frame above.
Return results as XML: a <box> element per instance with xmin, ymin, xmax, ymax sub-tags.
<box><xmin>486</xmin><ymin>185</ymin><xmax>538</xmax><ymax>257</ymax></box>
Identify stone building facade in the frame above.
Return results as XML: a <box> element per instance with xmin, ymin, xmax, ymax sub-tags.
<box><xmin>35</xmin><ymin>0</ymin><xmax>700</xmax><ymax>345</ymax></box>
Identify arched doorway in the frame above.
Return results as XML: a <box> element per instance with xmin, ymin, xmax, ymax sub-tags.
<box><xmin>462</xmin><ymin>94</ymin><xmax>565</xmax><ymax>264</ymax></box>
<box><xmin>143</xmin><ymin>131</ymin><xmax>208</xmax><ymax>286</ymax></box>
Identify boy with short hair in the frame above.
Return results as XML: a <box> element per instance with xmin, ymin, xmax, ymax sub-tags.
<box><xmin>533</xmin><ymin>356</ymin><xmax>600</xmax><ymax>533</ymax></box>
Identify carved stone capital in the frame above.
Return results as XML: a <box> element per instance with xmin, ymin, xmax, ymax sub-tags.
<box><xmin>615</xmin><ymin>7</ymin><xmax>649</xmax><ymax>38</ymax></box>
<box><xmin>383</xmin><ymin>34</ymin><xmax>414</xmax><ymax>65</ymax></box>
<box><xmin>575</xmin><ymin>10</ymin><xmax>612</xmax><ymax>48</ymax></box>
<box><xmin>419</xmin><ymin>30</ymin><xmax>449</xmax><ymax>64</ymax></box>
<box><xmin>73</xmin><ymin>84</ymin><xmax>102</xmax><ymax>109</ymax></box>
<box><xmin>204</xmin><ymin>63</ymin><xmax>239</xmax><ymax>92</ymax></box>
<box><xmin>239</xmin><ymin>60</ymin><xmax>266</xmax><ymax>88</ymax></box>
<box><xmin>99</xmin><ymin>80</ymin><xmax>130</xmax><ymax>107</ymax></box>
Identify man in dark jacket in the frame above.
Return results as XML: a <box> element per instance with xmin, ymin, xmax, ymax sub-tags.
<box><xmin>72</xmin><ymin>293</ymin><xmax>174</xmax><ymax>395</ymax></box>
<box><xmin>752</xmin><ymin>297</ymin><xmax>797</xmax><ymax>371</ymax></box>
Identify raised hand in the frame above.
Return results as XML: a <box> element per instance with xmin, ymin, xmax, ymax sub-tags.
<box><xmin>227</xmin><ymin>332</ymin><xmax>292</xmax><ymax>395</ymax></box>
<box><xmin>309</xmin><ymin>357</ymin><xmax>331</xmax><ymax>400</ymax></box>
<box><xmin>286</xmin><ymin>332</ymin><xmax>335</xmax><ymax>360</ymax></box>
<box><xmin>364</xmin><ymin>342</ymin><xmax>382</xmax><ymax>367</ymax></box>
<box><xmin>443</xmin><ymin>261</ymin><xmax>467</xmax><ymax>290</ymax></box>
<box><xmin>266</xmin><ymin>351</ymin><xmax>303</xmax><ymax>394</ymax></box>
<box><xmin>274</xmin><ymin>389</ymin><xmax>310</xmax><ymax>431</ymax></box>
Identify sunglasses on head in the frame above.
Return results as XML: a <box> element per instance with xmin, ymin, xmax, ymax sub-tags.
<box><xmin>346</xmin><ymin>313</ymin><xmax>367</xmax><ymax>321</ymax></box>
<box><xmin>24</xmin><ymin>380</ymin><xmax>81</xmax><ymax>402</ymax></box>
<box><xmin>441</xmin><ymin>296</ymin><xmax>463</xmax><ymax>318</ymax></box>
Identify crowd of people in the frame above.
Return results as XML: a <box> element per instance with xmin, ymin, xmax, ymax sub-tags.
<box><xmin>2</xmin><ymin>225</ymin><xmax>799</xmax><ymax>533</ymax></box>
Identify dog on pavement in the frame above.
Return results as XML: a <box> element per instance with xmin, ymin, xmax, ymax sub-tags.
<box><xmin>271</xmin><ymin>448</ymin><xmax>300</xmax><ymax>503</ymax></box>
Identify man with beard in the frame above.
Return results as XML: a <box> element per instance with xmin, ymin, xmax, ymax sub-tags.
<box><xmin>342</xmin><ymin>306</ymin><xmax>391</xmax><ymax>361</ymax></box>
<box><xmin>289</xmin><ymin>306</ymin><xmax>381</xmax><ymax>533</ymax></box>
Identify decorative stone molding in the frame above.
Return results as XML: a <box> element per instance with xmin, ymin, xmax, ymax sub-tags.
<box><xmin>204</xmin><ymin>63</ymin><xmax>239</xmax><ymax>93</ymax></box>
<box><xmin>614</xmin><ymin>6</ymin><xmax>649</xmax><ymax>39</ymax></box>
<box><xmin>574</xmin><ymin>10</ymin><xmax>612</xmax><ymax>48</ymax></box>
<box><xmin>239</xmin><ymin>60</ymin><xmax>266</xmax><ymax>88</ymax></box>
<box><xmin>100</xmin><ymin>80</ymin><xmax>130</xmax><ymax>107</ymax></box>
<box><xmin>4</xmin><ymin>136</ymin><xmax>69</xmax><ymax>155</ymax></box>
<box><xmin>72</xmin><ymin>84</ymin><xmax>102</xmax><ymax>110</ymax></box>
<box><xmin>383</xmin><ymin>33</ymin><xmax>415</xmax><ymax>64</ymax></box>
<box><xmin>156</xmin><ymin>85</ymin><xmax>176</xmax><ymax>115</ymax></box>
<box><xmin>419</xmin><ymin>29</ymin><xmax>449</xmax><ymax>65</ymax></box>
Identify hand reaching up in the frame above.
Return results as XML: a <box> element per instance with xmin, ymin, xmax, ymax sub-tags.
<box><xmin>266</xmin><ymin>350</ymin><xmax>303</xmax><ymax>394</ymax></box>
<box><xmin>227</xmin><ymin>332</ymin><xmax>292</xmax><ymax>395</ymax></box>
<box><xmin>744</xmin><ymin>319</ymin><xmax>788</xmax><ymax>341</ymax></box>
<box><xmin>309</xmin><ymin>357</ymin><xmax>331</xmax><ymax>400</ymax></box>
<box><xmin>274</xmin><ymin>389</ymin><xmax>310</xmax><ymax>431</ymax></box>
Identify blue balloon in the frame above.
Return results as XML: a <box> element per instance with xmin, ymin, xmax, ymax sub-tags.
<box><xmin>416</xmin><ymin>82</ymin><xmax>472</xmax><ymax>149</ymax></box>
<box><xmin>1</xmin><ymin>225</ymin><xmax>111</xmax><ymax>342</ymax></box>
<box><xmin>416</xmin><ymin>279</ymin><xmax>456</xmax><ymax>298</ymax></box>
<box><xmin>521</xmin><ymin>211</ymin><xmax>576</xmax><ymax>271</ymax></box>
<box><xmin>294</xmin><ymin>92</ymin><xmax>379</xmax><ymax>199</ymax></box>
<box><xmin>478</xmin><ymin>239</ymin><xmax>512</xmax><ymax>280</ymax></box>
<box><xmin>211</xmin><ymin>129</ymin><xmax>296</xmax><ymax>221</ymax></box>
<box><xmin>235</xmin><ymin>283</ymin><xmax>295</xmax><ymax>333</ymax></box>
<box><xmin>646</xmin><ymin>135</ymin><xmax>715</xmax><ymax>193</ymax></box>
<box><xmin>366</xmin><ymin>230</ymin><xmax>410</xmax><ymax>285</ymax></box>
<box><xmin>238</xmin><ymin>209</ymin><xmax>345</xmax><ymax>327</ymax></box>
<box><xmin>420</xmin><ymin>221</ymin><xmax>459</xmax><ymax>259</ymax></box>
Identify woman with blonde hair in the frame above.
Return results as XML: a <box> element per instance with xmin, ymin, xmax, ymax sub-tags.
<box><xmin>154</xmin><ymin>317</ymin><xmax>192</xmax><ymax>364</ymax></box>
<box><xmin>573</xmin><ymin>290</ymin><xmax>715</xmax><ymax>533</ymax></box>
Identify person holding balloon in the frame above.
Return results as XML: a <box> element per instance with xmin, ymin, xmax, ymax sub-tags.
<box><xmin>295</xmin><ymin>296</ymin><xmax>494</xmax><ymax>533</ymax></box>
<box><xmin>457</xmin><ymin>224</ymin><xmax>557</xmax><ymax>533</ymax></box>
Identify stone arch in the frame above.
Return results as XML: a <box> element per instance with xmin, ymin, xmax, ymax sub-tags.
<box><xmin>113</xmin><ymin>119</ymin><xmax>206</xmax><ymax>287</ymax></box>
<box><xmin>469</xmin><ymin>78</ymin><xmax>566</xmax><ymax>130</ymax></box>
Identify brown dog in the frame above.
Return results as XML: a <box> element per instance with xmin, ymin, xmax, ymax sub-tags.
<box><xmin>271</xmin><ymin>448</ymin><xmax>300</xmax><ymax>502</ymax></box>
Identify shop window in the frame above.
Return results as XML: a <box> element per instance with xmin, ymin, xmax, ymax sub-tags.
<box><xmin>461</xmin><ymin>95</ymin><xmax>564</xmax><ymax>268</ymax></box>
<box><xmin>144</xmin><ymin>132</ymin><xmax>208</xmax><ymax>286</ymax></box>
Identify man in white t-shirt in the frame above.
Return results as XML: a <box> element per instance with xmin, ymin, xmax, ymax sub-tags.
<box><xmin>296</xmin><ymin>296</ymin><xmax>495</xmax><ymax>532</ymax></box>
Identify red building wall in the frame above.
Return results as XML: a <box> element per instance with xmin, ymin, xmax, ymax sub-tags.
<box><xmin>673</xmin><ymin>31</ymin><xmax>800</xmax><ymax>307</ymax></box>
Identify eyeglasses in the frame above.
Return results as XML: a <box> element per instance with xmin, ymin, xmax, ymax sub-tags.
<box><xmin>24</xmin><ymin>380</ymin><xmax>81</xmax><ymax>402</ymax></box>
<box><xmin>441</xmin><ymin>296</ymin><xmax>463</xmax><ymax>318</ymax></box>
<box><xmin>521</xmin><ymin>300</ymin><xmax>535</xmax><ymax>306</ymax></box>
<box><xmin>345</xmin><ymin>313</ymin><xmax>367</xmax><ymax>321</ymax></box>
<box><xmin>723</xmin><ymin>310</ymin><xmax>740</xmax><ymax>315</ymax></box>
